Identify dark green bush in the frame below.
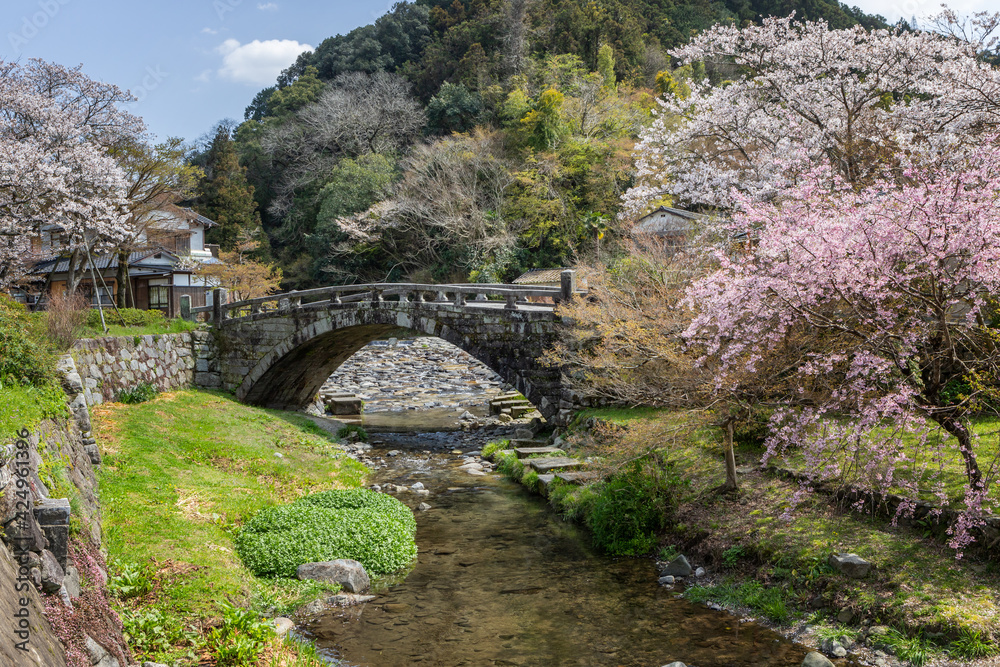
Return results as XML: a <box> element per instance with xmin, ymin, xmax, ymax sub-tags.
<box><xmin>86</xmin><ymin>308</ymin><xmax>165</xmax><ymax>329</ymax></box>
<box><xmin>235</xmin><ymin>489</ymin><xmax>416</xmax><ymax>577</ymax></box>
<box><xmin>0</xmin><ymin>295</ymin><xmax>55</xmax><ymax>386</ymax></box>
<box><xmin>586</xmin><ymin>465</ymin><xmax>673</xmax><ymax>556</ymax></box>
<box><xmin>117</xmin><ymin>382</ymin><xmax>158</xmax><ymax>404</ymax></box>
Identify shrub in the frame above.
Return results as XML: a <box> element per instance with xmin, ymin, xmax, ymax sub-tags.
<box><xmin>235</xmin><ymin>489</ymin><xmax>416</xmax><ymax>577</ymax></box>
<box><xmin>495</xmin><ymin>450</ymin><xmax>524</xmax><ymax>482</ymax></box>
<box><xmin>0</xmin><ymin>295</ymin><xmax>55</xmax><ymax>386</ymax></box>
<box><xmin>45</xmin><ymin>291</ymin><xmax>90</xmax><ymax>349</ymax></box>
<box><xmin>586</xmin><ymin>465</ymin><xmax>670</xmax><ymax>556</ymax></box>
<box><xmin>481</xmin><ymin>439</ymin><xmax>509</xmax><ymax>458</ymax></box>
<box><xmin>87</xmin><ymin>308</ymin><xmax>165</xmax><ymax>329</ymax></box>
<box><xmin>117</xmin><ymin>382</ymin><xmax>158</xmax><ymax>404</ymax></box>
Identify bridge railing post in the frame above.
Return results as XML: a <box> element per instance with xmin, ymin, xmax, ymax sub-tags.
<box><xmin>212</xmin><ymin>288</ymin><xmax>228</xmax><ymax>324</ymax></box>
<box><xmin>560</xmin><ymin>270</ymin><xmax>577</xmax><ymax>303</ymax></box>
<box><xmin>504</xmin><ymin>294</ymin><xmax>519</xmax><ymax>310</ymax></box>
<box><xmin>454</xmin><ymin>291</ymin><xmax>466</xmax><ymax>306</ymax></box>
<box><xmin>289</xmin><ymin>291</ymin><xmax>302</xmax><ymax>308</ymax></box>
<box><xmin>371</xmin><ymin>288</ymin><xmax>383</xmax><ymax>304</ymax></box>
<box><xmin>180</xmin><ymin>294</ymin><xmax>192</xmax><ymax>321</ymax></box>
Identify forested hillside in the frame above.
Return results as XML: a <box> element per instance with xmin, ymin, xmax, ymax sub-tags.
<box><xmin>191</xmin><ymin>0</ymin><xmax>889</xmax><ymax>289</ymax></box>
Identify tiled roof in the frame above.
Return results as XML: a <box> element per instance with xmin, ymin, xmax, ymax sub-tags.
<box><xmin>30</xmin><ymin>250</ymin><xmax>181</xmax><ymax>275</ymax></box>
<box><xmin>513</xmin><ymin>268</ymin><xmax>572</xmax><ymax>284</ymax></box>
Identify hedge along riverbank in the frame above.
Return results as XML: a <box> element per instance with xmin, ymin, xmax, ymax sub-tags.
<box><xmin>235</xmin><ymin>489</ymin><xmax>417</xmax><ymax>577</ymax></box>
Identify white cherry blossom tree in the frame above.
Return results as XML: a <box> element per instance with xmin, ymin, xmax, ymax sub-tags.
<box><xmin>0</xmin><ymin>59</ymin><xmax>145</xmax><ymax>289</ymax></box>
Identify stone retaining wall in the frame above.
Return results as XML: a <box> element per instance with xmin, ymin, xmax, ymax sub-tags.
<box><xmin>71</xmin><ymin>333</ymin><xmax>204</xmax><ymax>406</ymax></box>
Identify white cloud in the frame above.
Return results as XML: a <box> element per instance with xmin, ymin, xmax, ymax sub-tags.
<box><xmin>195</xmin><ymin>69</ymin><xmax>213</xmax><ymax>83</ymax></box>
<box><xmin>216</xmin><ymin>38</ymin><xmax>312</xmax><ymax>85</ymax></box>
<box><xmin>257</xmin><ymin>2</ymin><xmax>279</xmax><ymax>10</ymax></box>
<box><xmin>201</xmin><ymin>27</ymin><xmax>218</xmax><ymax>35</ymax></box>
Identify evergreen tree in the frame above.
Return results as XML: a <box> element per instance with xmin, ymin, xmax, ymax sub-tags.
<box><xmin>197</xmin><ymin>127</ymin><xmax>263</xmax><ymax>252</ymax></box>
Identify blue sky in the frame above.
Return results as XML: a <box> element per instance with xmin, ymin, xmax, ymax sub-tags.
<box><xmin>1</xmin><ymin>0</ymin><xmax>994</xmax><ymax>144</ymax></box>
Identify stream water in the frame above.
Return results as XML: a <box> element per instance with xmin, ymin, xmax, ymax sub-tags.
<box><xmin>298</xmin><ymin>432</ymin><xmax>824</xmax><ymax>667</ymax></box>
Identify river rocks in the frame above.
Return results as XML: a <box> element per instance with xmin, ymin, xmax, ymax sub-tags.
<box><xmin>802</xmin><ymin>651</ymin><xmax>835</xmax><ymax>667</ymax></box>
<box><xmin>418</xmin><ymin>502</ymin><xmax>432</xmax><ymax>511</ymax></box>
<box><xmin>661</xmin><ymin>555</ymin><xmax>693</xmax><ymax>577</ymax></box>
<box><xmin>828</xmin><ymin>552</ymin><xmax>872</xmax><ymax>578</ymax></box>
<box><xmin>411</xmin><ymin>482</ymin><xmax>425</xmax><ymax>490</ymax></box>
<box><xmin>143</xmin><ymin>662</ymin><xmax>171</xmax><ymax>667</ymax></box>
<box><xmin>329</xmin><ymin>593</ymin><xmax>376</xmax><ymax>606</ymax></box>
<box><xmin>297</xmin><ymin>559</ymin><xmax>371</xmax><ymax>593</ymax></box>
<box><xmin>694</xmin><ymin>567</ymin><xmax>706</xmax><ymax>578</ymax></box>
<box><xmin>661</xmin><ymin>663</ymin><xmax>687</xmax><ymax>667</ymax></box>
<box><xmin>820</xmin><ymin>637</ymin><xmax>848</xmax><ymax>658</ymax></box>
<box><xmin>273</xmin><ymin>617</ymin><xmax>295</xmax><ymax>636</ymax></box>
<box><xmin>836</xmin><ymin>608</ymin><xmax>854</xmax><ymax>623</ymax></box>
<box><xmin>320</xmin><ymin>338</ymin><xmax>507</xmax><ymax>413</ymax></box>
<box><xmin>658</xmin><ymin>575</ymin><xmax>675</xmax><ymax>587</ymax></box>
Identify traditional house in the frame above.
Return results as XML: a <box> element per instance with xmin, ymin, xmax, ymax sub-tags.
<box><xmin>632</xmin><ymin>206</ymin><xmax>707</xmax><ymax>246</ymax></box>
<box><xmin>20</xmin><ymin>205</ymin><xmax>221</xmax><ymax>318</ymax></box>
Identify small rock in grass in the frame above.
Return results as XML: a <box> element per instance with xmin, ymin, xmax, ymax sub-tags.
<box><xmin>417</xmin><ymin>502</ymin><xmax>432</xmax><ymax>511</ymax></box>
<box><xmin>274</xmin><ymin>452</ymin><xmax>284</xmax><ymax>458</ymax></box>
<box><xmin>694</xmin><ymin>567</ymin><xmax>706</xmax><ymax>578</ymax></box>
<box><xmin>273</xmin><ymin>617</ymin><xmax>295</xmax><ymax>636</ymax></box>
<box><xmin>660</xmin><ymin>555</ymin><xmax>693</xmax><ymax>577</ymax></box>
<box><xmin>143</xmin><ymin>662</ymin><xmax>171</xmax><ymax>667</ymax></box>
<box><xmin>821</xmin><ymin>638</ymin><xmax>848</xmax><ymax>658</ymax></box>
<box><xmin>297</xmin><ymin>559</ymin><xmax>370</xmax><ymax>593</ymax></box>
<box><xmin>836</xmin><ymin>608</ymin><xmax>854</xmax><ymax>623</ymax></box>
<box><xmin>827</xmin><ymin>552</ymin><xmax>872</xmax><ymax>579</ymax></box>
<box><xmin>801</xmin><ymin>651</ymin><xmax>835</xmax><ymax>667</ymax></box>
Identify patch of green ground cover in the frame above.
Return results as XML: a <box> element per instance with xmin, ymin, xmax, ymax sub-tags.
<box><xmin>94</xmin><ymin>388</ymin><xmax>368</xmax><ymax>663</ymax></box>
<box><xmin>87</xmin><ymin>319</ymin><xmax>200</xmax><ymax>338</ymax></box>
<box><xmin>570</xmin><ymin>406</ymin><xmax>673</xmax><ymax>427</ymax></box>
<box><xmin>0</xmin><ymin>383</ymin><xmax>68</xmax><ymax>437</ymax></box>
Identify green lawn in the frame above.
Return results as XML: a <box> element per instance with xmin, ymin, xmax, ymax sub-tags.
<box><xmin>93</xmin><ymin>389</ymin><xmax>368</xmax><ymax>663</ymax></box>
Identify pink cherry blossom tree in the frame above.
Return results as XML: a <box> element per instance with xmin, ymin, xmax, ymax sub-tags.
<box><xmin>623</xmin><ymin>15</ymin><xmax>1000</xmax><ymax>216</ymax></box>
<box><xmin>0</xmin><ymin>59</ymin><xmax>145</xmax><ymax>290</ymax></box>
<box><xmin>684</xmin><ymin>143</ymin><xmax>1000</xmax><ymax>553</ymax></box>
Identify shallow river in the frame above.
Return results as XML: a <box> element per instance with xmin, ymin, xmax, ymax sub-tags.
<box><xmin>299</xmin><ymin>432</ymin><xmax>822</xmax><ymax>667</ymax></box>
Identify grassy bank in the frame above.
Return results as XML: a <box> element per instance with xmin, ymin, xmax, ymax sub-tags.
<box><xmin>504</xmin><ymin>408</ymin><xmax>1000</xmax><ymax>664</ymax></box>
<box><xmin>92</xmin><ymin>389</ymin><xmax>368</xmax><ymax>665</ymax></box>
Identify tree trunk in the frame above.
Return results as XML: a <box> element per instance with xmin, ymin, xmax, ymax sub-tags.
<box><xmin>934</xmin><ymin>413</ymin><xmax>984</xmax><ymax>491</ymax></box>
<box><xmin>722</xmin><ymin>417</ymin><xmax>739</xmax><ymax>491</ymax></box>
<box><xmin>66</xmin><ymin>248</ymin><xmax>83</xmax><ymax>296</ymax></box>
<box><xmin>115</xmin><ymin>249</ymin><xmax>132</xmax><ymax>308</ymax></box>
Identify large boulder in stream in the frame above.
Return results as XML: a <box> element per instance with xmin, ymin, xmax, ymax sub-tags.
<box><xmin>660</xmin><ymin>555</ymin><xmax>693</xmax><ymax>577</ymax></box>
<box><xmin>297</xmin><ymin>559</ymin><xmax>371</xmax><ymax>593</ymax></box>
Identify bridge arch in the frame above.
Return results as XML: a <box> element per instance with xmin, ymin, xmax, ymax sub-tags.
<box><xmin>213</xmin><ymin>298</ymin><xmax>574</xmax><ymax>421</ymax></box>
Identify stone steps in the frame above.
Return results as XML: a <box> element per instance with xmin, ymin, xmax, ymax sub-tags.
<box><xmin>525</xmin><ymin>457</ymin><xmax>585</xmax><ymax>473</ymax></box>
<box><xmin>555</xmin><ymin>471</ymin><xmax>600</xmax><ymax>484</ymax></box>
<box><xmin>515</xmin><ymin>446</ymin><xmax>564</xmax><ymax>458</ymax></box>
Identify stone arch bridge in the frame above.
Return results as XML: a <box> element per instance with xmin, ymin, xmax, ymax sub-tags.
<box><xmin>186</xmin><ymin>274</ymin><xmax>583</xmax><ymax>422</ymax></box>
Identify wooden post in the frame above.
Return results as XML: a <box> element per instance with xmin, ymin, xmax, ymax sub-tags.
<box><xmin>179</xmin><ymin>294</ymin><xmax>192</xmax><ymax>321</ymax></box>
<box><xmin>212</xmin><ymin>288</ymin><xmax>228</xmax><ymax>324</ymax></box>
<box><xmin>560</xmin><ymin>269</ymin><xmax>577</xmax><ymax>303</ymax></box>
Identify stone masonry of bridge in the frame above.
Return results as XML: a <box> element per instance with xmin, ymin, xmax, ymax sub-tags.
<box><xmin>194</xmin><ymin>281</ymin><xmax>584</xmax><ymax>423</ymax></box>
